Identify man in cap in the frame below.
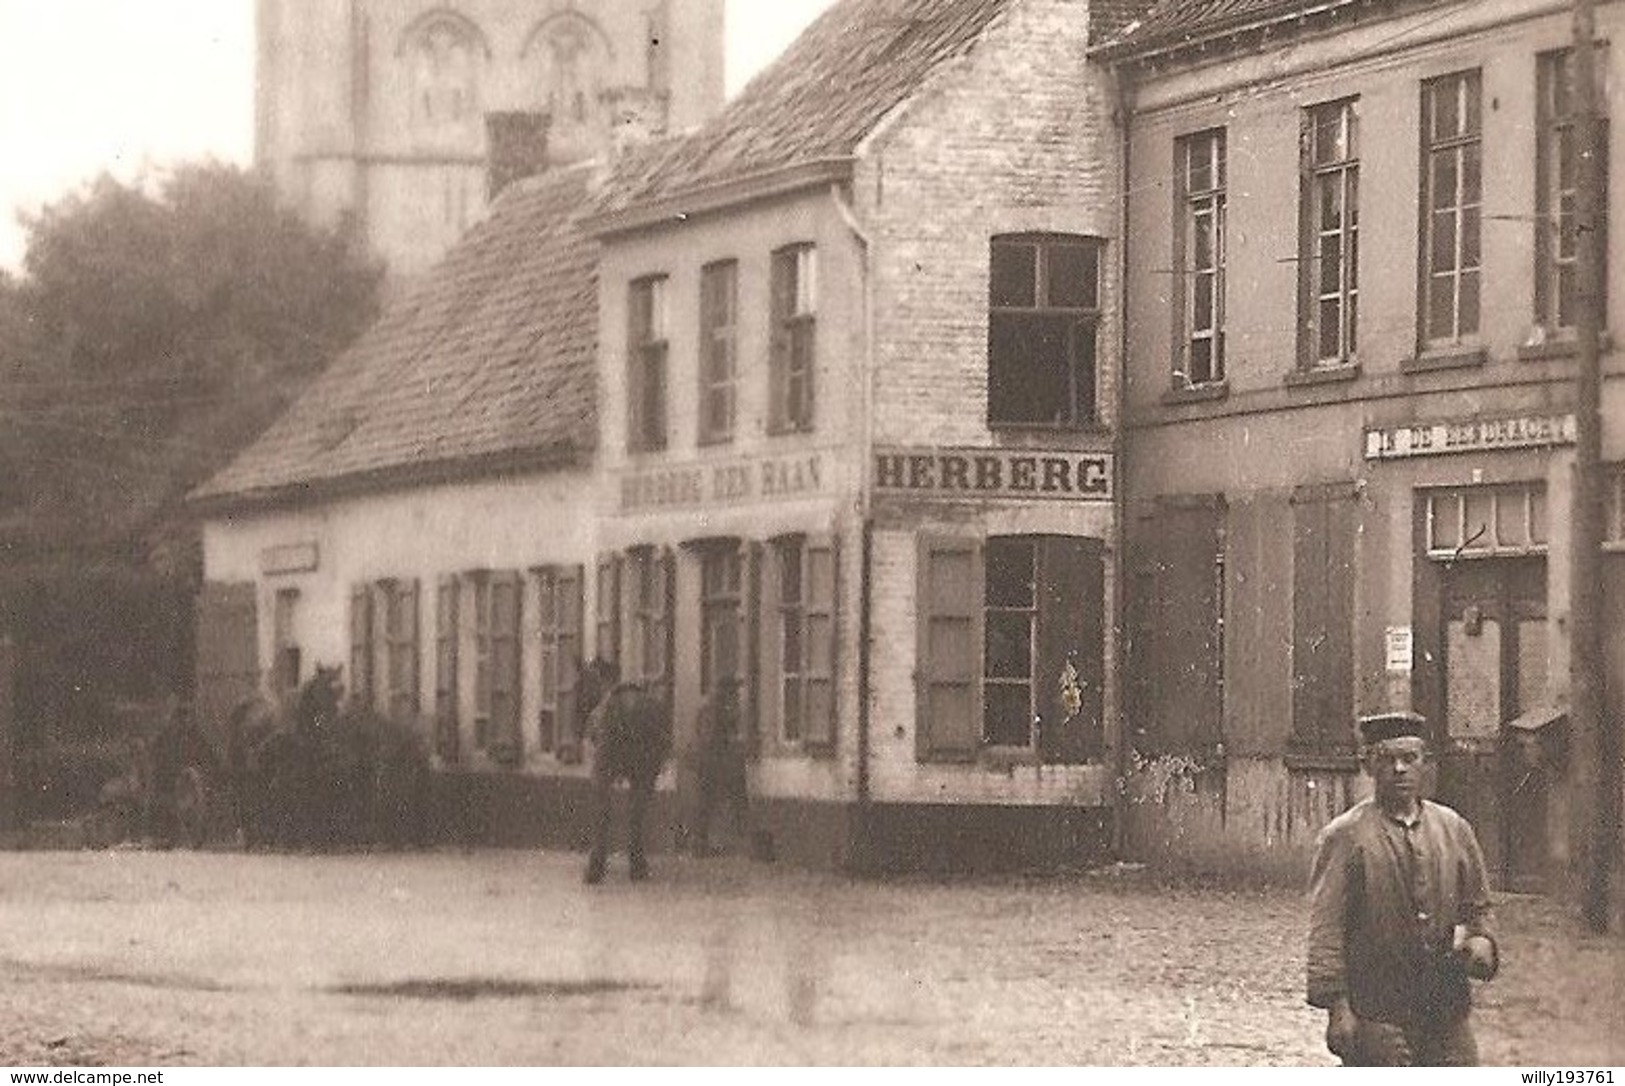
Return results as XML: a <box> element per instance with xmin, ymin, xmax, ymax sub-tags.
<box><xmin>1307</xmin><ymin>711</ymin><xmax>1499</xmax><ymax>1065</ymax></box>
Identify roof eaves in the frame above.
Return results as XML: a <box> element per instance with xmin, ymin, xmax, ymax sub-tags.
<box><xmin>1090</xmin><ymin>0</ymin><xmax>1364</xmax><ymax>62</ymax></box>
<box><xmin>190</xmin><ymin>440</ymin><xmax>588</xmax><ymax>518</ymax></box>
<box><xmin>586</xmin><ymin>157</ymin><xmax>856</xmax><ymax>239</ymax></box>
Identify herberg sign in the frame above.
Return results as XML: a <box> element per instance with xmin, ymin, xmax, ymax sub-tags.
<box><xmin>872</xmin><ymin>446</ymin><xmax>1114</xmax><ymax>502</ymax></box>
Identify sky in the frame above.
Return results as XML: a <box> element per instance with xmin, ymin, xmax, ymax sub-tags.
<box><xmin>0</xmin><ymin>0</ymin><xmax>837</xmax><ymax>272</ymax></box>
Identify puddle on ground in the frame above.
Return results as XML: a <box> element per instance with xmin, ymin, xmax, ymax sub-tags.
<box><xmin>329</xmin><ymin>977</ymin><xmax>650</xmax><ymax>1002</ymax></box>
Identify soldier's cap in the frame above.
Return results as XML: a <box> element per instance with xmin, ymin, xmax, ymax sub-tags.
<box><xmin>1357</xmin><ymin>711</ymin><xmax>1430</xmax><ymax>746</ymax></box>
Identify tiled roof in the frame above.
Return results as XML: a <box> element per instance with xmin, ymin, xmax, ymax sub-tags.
<box><xmin>597</xmin><ymin>0</ymin><xmax>1019</xmax><ymax>216</ymax></box>
<box><xmin>193</xmin><ymin>164</ymin><xmax>599</xmax><ymax>509</ymax></box>
<box><xmin>1094</xmin><ymin>0</ymin><xmax>1436</xmax><ymax>58</ymax></box>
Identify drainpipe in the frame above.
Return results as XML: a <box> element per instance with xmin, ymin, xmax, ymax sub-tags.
<box><xmin>833</xmin><ymin>181</ymin><xmax>875</xmax><ymax>873</ymax></box>
<box><xmin>1110</xmin><ymin>64</ymin><xmax>1135</xmax><ymax>862</ymax></box>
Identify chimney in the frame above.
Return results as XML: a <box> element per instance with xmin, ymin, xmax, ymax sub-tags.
<box><xmin>485</xmin><ymin>111</ymin><xmax>550</xmax><ymax>199</ymax></box>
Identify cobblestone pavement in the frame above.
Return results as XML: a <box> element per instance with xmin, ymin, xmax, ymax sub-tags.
<box><xmin>0</xmin><ymin>848</ymin><xmax>1619</xmax><ymax>1066</ymax></box>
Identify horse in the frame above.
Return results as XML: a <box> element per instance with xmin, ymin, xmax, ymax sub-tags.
<box><xmin>579</xmin><ymin>657</ymin><xmax>672</xmax><ymax>884</ymax></box>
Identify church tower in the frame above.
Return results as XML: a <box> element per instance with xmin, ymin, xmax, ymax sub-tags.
<box><xmin>255</xmin><ymin>0</ymin><xmax>726</xmax><ymax>278</ymax></box>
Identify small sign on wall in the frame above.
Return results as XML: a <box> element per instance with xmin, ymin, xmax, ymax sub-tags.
<box><xmin>260</xmin><ymin>542</ymin><xmax>319</xmax><ymax>576</ymax></box>
<box><xmin>1385</xmin><ymin>626</ymin><xmax>1414</xmax><ymax>674</ymax></box>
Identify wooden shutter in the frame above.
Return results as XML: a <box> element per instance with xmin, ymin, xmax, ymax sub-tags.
<box><xmin>490</xmin><ymin>571</ymin><xmax>523</xmax><ymax>756</ymax></box>
<box><xmin>349</xmin><ymin>583</ymin><xmax>374</xmax><ymax>709</ymax></box>
<box><xmin>916</xmin><ymin>535</ymin><xmax>982</xmax><ymax>763</ymax></box>
<box><xmin>768</xmin><ymin>252</ymin><xmax>792</xmax><ymax>433</ymax></box>
<box><xmin>1291</xmin><ymin>484</ymin><xmax>1356</xmax><ymax>754</ymax></box>
<box><xmin>654</xmin><ymin>547</ymin><xmax>675</xmax><ymax>699</ymax></box>
<box><xmin>1036</xmin><ymin>537</ymin><xmax>1104</xmax><ymax>765</ymax></box>
<box><xmin>435</xmin><ymin>575</ymin><xmax>460</xmax><ymax>763</ymax></box>
<box><xmin>595</xmin><ymin>551</ymin><xmax>621</xmax><ymax>666</ymax></box>
<box><xmin>803</xmin><ymin>533</ymin><xmax>839</xmax><ymax>753</ymax></box>
<box><xmin>744</xmin><ymin>542</ymin><xmax>763</xmax><ymax>757</ymax></box>
<box><xmin>1129</xmin><ymin>498</ymin><xmax>1225</xmax><ymax>755</ymax></box>
<box><xmin>559</xmin><ymin>565</ymin><xmax>583</xmax><ymax>746</ymax></box>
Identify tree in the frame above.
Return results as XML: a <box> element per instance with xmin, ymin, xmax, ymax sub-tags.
<box><xmin>0</xmin><ymin>162</ymin><xmax>382</xmax><ymax>570</ymax></box>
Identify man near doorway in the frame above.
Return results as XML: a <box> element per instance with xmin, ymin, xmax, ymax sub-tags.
<box><xmin>1307</xmin><ymin>711</ymin><xmax>1500</xmax><ymax>1065</ymax></box>
<box><xmin>692</xmin><ymin>677</ymin><xmax>751</xmax><ymax>857</ymax></box>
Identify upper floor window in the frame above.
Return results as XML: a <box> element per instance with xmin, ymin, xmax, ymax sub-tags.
<box><xmin>1177</xmin><ymin>129</ymin><xmax>1227</xmax><ymax>386</ymax></box>
<box><xmin>407</xmin><ymin>16</ymin><xmax>481</xmax><ymax>132</ymax></box>
<box><xmin>1420</xmin><ymin>70</ymin><xmax>1483</xmax><ymax>348</ymax></box>
<box><xmin>627</xmin><ymin>276</ymin><xmax>668</xmax><ymax>453</ymax></box>
<box><xmin>1537</xmin><ymin>49</ymin><xmax>1610</xmax><ymax>333</ymax></box>
<box><xmin>1301</xmin><ymin>99</ymin><xmax>1360</xmax><ymax>367</ymax></box>
<box><xmin>699</xmin><ymin>261</ymin><xmax>738</xmax><ymax>446</ymax></box>
<box><xmin>988</xmin><ymin>234</ymin><xmax>1101</xmax><ymax>427</ymax></box>
<box><xmin>770</xmin><ymin>245</ymin><xmax>817</xmax><ymax>434</ymax></box>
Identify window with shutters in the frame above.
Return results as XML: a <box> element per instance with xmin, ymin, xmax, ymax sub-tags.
<box><xmin>1420</xmin><ymin>71</ymin><xmax>1483</xmax><ymax>348</ymax></box>
<box><xmin>988</xmin><ymin>234</ymin><xmax>1100</xmax><ymax>427</ymax></box>
<box><xmin>435</xmin><ymin>576</ymin><xmax>460</xmax><ymax>763</ymax></box>
<box><xmin>471</xmin><ymin>571</ymin><xmax>523</xmax><ymax>762</ymax></box>
<box><xmin>1176</xmin><ymin>129</ymin><xmax>1227</xmax><ymax>387</ymax></box>
<box><xmin>917</xmin><ymin>535</ymin><xmax>1104</xmax><ymax>764</ymax></box>
<box><xmin>1291</xmin><ymin>486</ymin><xmax>1356</xmax><ymax>755</ymax></box>
<box><xmin>769</xmin><ymin>244</ymin><xmax>817</xmax><ymax>434</ymax></box>
<box><xmin>699</xmin><ymin>260</ymin><xmax>738</xmax><ymax>446</ymax></box>
<box><xmin>535</xmin><ymin>565</ymin><xmax>583</xmax><ymax>753</ymax></box>
<box><xmin>772</xmin><ymin>534</ymin><xmax>837</xmax><ymax>750</ymax></box>
<box><xmin>1536</xmin><ymin>49</ymin><xmax>1610</xmax><ymax>335</ymax></box>
<box><xmin>628</xmin><ymin>276</ymin><xmax>669</xmax><ymax>452</ymax></box>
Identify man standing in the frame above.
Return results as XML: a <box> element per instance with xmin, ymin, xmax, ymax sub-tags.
<box><xmin>1307</xmin><ymin>711</ymin><xmax>1500</xmax><ymax>1065</ymax></box>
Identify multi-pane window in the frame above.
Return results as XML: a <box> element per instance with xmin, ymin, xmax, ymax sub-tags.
<box><xmin>983</xmin><ymin>539</ymin><xmax>1038</xmax><ymax>747</ymax></box>
<box><xmin>627</xmin><ymin>276</ymin><xmax>668</xmax><ymax>452</ymax></box>
<box><xmin>1537</xmin><ymin>50</ymin><xmax>1609</xmax><ymax>332</ymax></box>
<box><xmin>774</xmin><ymin>535</ymin><xmax>836</xmax><ymax>748</ymax></box>
<box><xmin>471</xmin><ymin>572</ymin><xmax>522</xmax><ymax>760</ymax></box>
<box><xmin>627</xmin><ymin>547</ymin><xmax>671</xmax><ymax>693</ymax></box>
<box><xmin>770</xmin><ymin>244</ymin><xmax>817</xmax><ymax>434</ymax></box>
<box><xmin>535</xmin><ymin>566</ymin><xmax>583</xmax><ymax>754</ymax></box>
<box><xmin>988</xmin><ymin>234</ymin><xmax>1100</xmax><ymax>426</ymax></box>
<box><xmin>699</xmin><ymin>261</ymin><xmax>738</xmax><ymax>445</ymax></box>
<box><xmin>1177</xmin><ymin>129</ymin><xmax>1227</xmax><ymax>386</ymax></box>
<box><xmin>435</xmin><ymin>575</ymin><xmax>460</xmax><ymax>762</ymax></box>
<box><xmin>700</xmin><ymin>545</ymin><xmax>744</xmax><ymax>699</ymax></box>
<box><xmin>382</xmin><ymin>580</ymin><xmax>420</xmax><ymax>720</ymax></box>
<box><xmin>1302</xmin><ymin>99</ymin><xmax>1360</xmax><ymax>366</ymax></box>
<box><xmin>1427</xmin><ymin>485</ymin><xmax>1548</xmax><ymax>558</ymax></box>
<box><xmin>917</xmin><ymin>535</ymin><xmax>1105</xmax><ymax>764</ymax></box>
<box><xmin>408</xmin><ymin>17</ymin><xmax>480</xmax><ymax>131</ymax></box>
<box><xmin>1420</xmin><ymin>71</ymin><xmax>1483</xmax><ymax>347</ymax></box>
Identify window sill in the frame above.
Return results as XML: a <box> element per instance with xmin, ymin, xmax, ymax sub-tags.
<box><xmin>988</xmin><ymin>420</ymin><xmax>1111</xmax><ymax>436</ymax></box>
<box><xmin>1161</xmin><ymin>380</ymin><xmax>1230</xmax><ymax>405</ymax></box>
<box><xmin>1284</xmin><ymin>751</ymin><xmax>1360</xmax><ymax>773</ymax></box>
<box><xmin>1283</xmin><ymin>362</ymin><xmax>1360</xmax><ymax>388</ymax></box>
<box><xmin>1517</xmin><ymin>331</ymin><xmax>1614</xmax><ymax>362</ymax></box>
<box><xmin>1400</xmin><ymin>346</ymin><xmax>1487</xmax><ymax>374</ymax></box>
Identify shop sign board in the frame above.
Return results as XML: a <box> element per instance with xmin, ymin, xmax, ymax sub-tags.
<box><xmin>872</xmin><ymin>447</ymin><xmax>1113</xmax><ymax>503</ymax></box>
<box><xmin>1364</xmin><ymin>414</ymin><xmax>1575</xmax><ymax>460</ymax></box>
<box><xmin>260</xmin><ymin>542</ymin><xmax>319</xmax><ymax>575</ymax></box>
<box><xmin>617</xmin><ymin>450</ymin><xmax>829</xmax><ymax>514</ymax></box>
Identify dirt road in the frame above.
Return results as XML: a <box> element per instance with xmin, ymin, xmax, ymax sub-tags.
<box><xmin>0</xmin><ymin>849</ymin><xmax>1619</xmax><ymax>1066</ymax></box>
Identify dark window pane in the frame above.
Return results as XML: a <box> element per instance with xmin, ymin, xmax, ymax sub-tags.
<box><xmin>1047</xmin><ymin>242</ymin><xmax>1098</xmax><ymax>309</ymax></box>
<box><xmin>1460</xmin><ymin>269</ymin><xmax>1481</xmax><ymax>333</ymax></box>
<box><xmin>985</xmin><ymin>614</ymin><xmax>1033</xmax><ymax>678</ymax></box>
<box><xmin>984</xmin><ymin>684</ymin><xmax>1033</xmax><ymax>747</ymax></box>
<box><xmin>1428</xmin><ymin>276</ymin><xmax>1457</xmax><ymax>339</ymax></box>
<box><xmin>990</xmin><ymin>242</ymin><xmax>1037</xmax><ymax>308</ymax></box>
<box><xmin>782</xmin><ymin>613</ymin><xmax>802</xmax><ymax>672</ymax></box>
<box><xmin>1432</xmin><ymin>152</ymin><xmax>1458</xmax><ymax>211</ymax></box>
<box><xmin>989</xmin><ymin>313</ymin><xmax>1074</xmax><ymax>425</ymax></box>
<box><xmin>985</xmin><ymin>538</ymin><xmax>1035</xmax><ymax>607</ymax></box>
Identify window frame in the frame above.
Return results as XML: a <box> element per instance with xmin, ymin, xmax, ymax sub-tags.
<box><xmin>1299</xmin><ymin>98</ymin><xmax>1361</xmax><ymax>368</ymax></box>
<box><xmin>627</xmin><ymin>275</ymin><xmax>669</xmax><ymax>453</ymax></box>
<box><xmin>699</xmin><ymin>260</ymin><xmax>739</xmax><ymax>446</ymax></box>
<box><xmin>769</xmin><ymin>244</ymin><xmax>818</xmax><ymax>435</ymax></box>
<box><xmin>1418</xmin><ymin>70</ymin><xmax>1484</xmax><ymax>350</ymax></box>
<box><xmin>534</xmin><ymin>565</ymin><xmax>583</xmax><ymax>755</ymax></box>
<box><xmin>986</xmin><ymin>233</ymin><xmax>1102</xmax><ymax>428</ymax></box>
<box><xmin>1176</xmin><ymin>128</ymin><xmax>1228</xmax><ymax>388</ymax></box>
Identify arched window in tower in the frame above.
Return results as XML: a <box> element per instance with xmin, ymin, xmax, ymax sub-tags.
<box><xmin>526</xmin><ymin>13</ymin><xmax>612</xmax><ymax>158</ymax></box>
<box><xmin>405</xmin><ymin>14</ymin><xmax>483</xmax><ymax>133</ymax></box>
